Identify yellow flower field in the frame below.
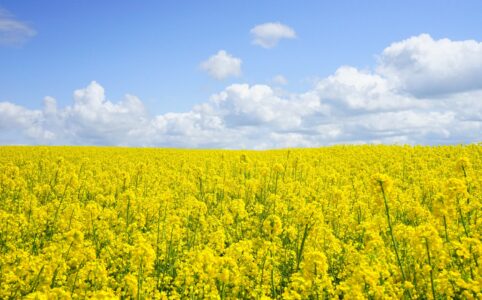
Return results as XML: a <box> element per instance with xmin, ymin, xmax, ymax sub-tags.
<box><xmin>0</xmin><ymin>145</ymin><xmax>480</xmax><ymax>299</ymax></box>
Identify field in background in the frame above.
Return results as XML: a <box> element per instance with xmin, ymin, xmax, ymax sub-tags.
<box><xmin>0</xmin><ymin>145</ymin><xmax>480</xmax><ymax>299</ymax></box>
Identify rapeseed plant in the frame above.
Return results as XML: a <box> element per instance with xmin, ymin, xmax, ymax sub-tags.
<box><xmin>0</xmin><ymin>145</ymin><xmax>480</xmax><ymax>299</ymax></box>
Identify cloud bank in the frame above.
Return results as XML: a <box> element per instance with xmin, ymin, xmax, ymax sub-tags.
<box><xmin>1</xmin><ymin>34</ymin><xmax>481</xmax><ymax>148</ymax></box>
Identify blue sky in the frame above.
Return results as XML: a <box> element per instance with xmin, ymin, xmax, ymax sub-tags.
<box><xmin>1</xmin><ymin>1</ymin><xmax>482</xmax><ymax>148</ymax></box>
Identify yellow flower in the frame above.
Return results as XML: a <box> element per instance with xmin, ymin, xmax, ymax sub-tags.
<box><xmin>263</xmin><ymin>214</ymin><xmax>283</xmax><ymax>237</ymax></box>
<box><xmin>371</xmin><ymin>173</ymin><xmax>393</xmax><ymax>193</ymax></box>
<box><xmin>445</xmin><ymin>178</ymin><xmax>468</xmax><ymax>199</ymax></box>
<box><xmin>455</xmin><ymin>157</ymin><xmax>471</xmax><ymax>173</ymax></box>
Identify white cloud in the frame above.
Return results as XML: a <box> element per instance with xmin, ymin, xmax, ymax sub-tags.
<box><xmin>377</xmin><ymin>34</ymin><xmax>482</xmax><ymax>97</ymax></box>
<box><xmin>250</xmin><ymin>22</ymin><xmax>296</xmax><ymax>48</ymax></box>
<box><xmin>65</xmin><ymin>81</ymin><xmax>148</xmax><ymax>145</ymax></box>
<box><xmin>315</xmin><ymin>66</ymin><xmax>422</xmax><ymax>111</ymax></box>
<box><xmin>204</xmin><ymin>83</ymin><xmax>322</xmax><ymax>129</ymax></box>
<box><xmin>200</xmin><ymin>50</ymin><xmax>242</xmax><ymax>80</ymax></box>
<box><xmin>272</xmin><ymin>75</ymin><xmax>288</xmax><ymax>85</ymax></box>
<box><xmin>0</xmin><ymin>8</ymin><xmax>36</xmax><ymax>46</ymax></box>
<box><xmin>1</xmin><ymin>34</ymin><xmax>481</xmax><ymax>148</ymax></box>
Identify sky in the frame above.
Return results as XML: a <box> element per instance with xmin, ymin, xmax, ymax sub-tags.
<box><xmin>1</xmin><ymin>0</ymin><xmax>481</xmax><ymax>148</ymax></box>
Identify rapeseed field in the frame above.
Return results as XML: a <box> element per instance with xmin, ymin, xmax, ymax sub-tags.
<box><xmin>0</xmin><ymin>145</ymin><xmax>480</xmax><ymax>299</ymax></box>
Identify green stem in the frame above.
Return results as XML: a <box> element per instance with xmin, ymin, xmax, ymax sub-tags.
<box><xmin>456</xmin><ymin>197</ymin><xmax>469</xmax><ymax>238</ymax></box>
<box><xmin>443</xmin><ymin>215</ymin><xmax>449</xmax><ymax>243</ymax></box>
<box><xmin>424</xmin><ymin>238</ymin><xmax>436</xmax><ymax>300</ymax></box>
<box><xmin>270</xmin><ymin>250</ymin><xmax>276</xmax><ymax>299</ymax></box>
<box><xmin>380</xmin><ymin>184</ymin><xmax>406</xmax><ymax>281</ymax></box>
<box><xmin>380</xmin><ymin>184</ymin><xmax>412</xmax><ymax>299</ymax></box>
<box><xmin>258</xmin><ymin>254</ymin><xmax>268</xmax><ymax>297</ymax></box>
<box><xmin>29</xmin><ymin>265</ymin><xmax>45</xmax><ymax>294</ymax></box>
<box><xmin>137</xmin><ymin>257</ymin><xmax>143</xmax><ymax>300</ymax></box>
<box><xmin>296</xmin><ymin>224</ymin><xmax>311</xmax><ymax>272</ymax></box>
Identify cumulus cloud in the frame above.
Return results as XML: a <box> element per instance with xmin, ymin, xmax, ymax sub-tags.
<box><xmin>250</xmin><ymin>22</ymin><xmax>296</xmax><ymax>48</ymax></box>
<box><xmin>0</xmin><ymin>8</ymin><xmax>36</xmax><ymax>46</ymax></box>
<box><xmin>1</xmin><ymin>34</ymin><xmax>481</xmax><ymax>148</ymax></box>
<box><xmin>377</xmin><ymin>34</ymin><xmax>482</xmax><ymax>97</ymax></box>
<box><xmin>315</xmin><ymin>66</ymin><xmax>422</xmax><ymax>111</ymax></box>
<box><xmin>0</xmin><ymin>82</ymin><xmax>148</xmax><ymax>145</ymax></box>
<box><xmin>200</xmin><ymin>50</ymin><xmax>242</xmax><ymax>80</ymax></box>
